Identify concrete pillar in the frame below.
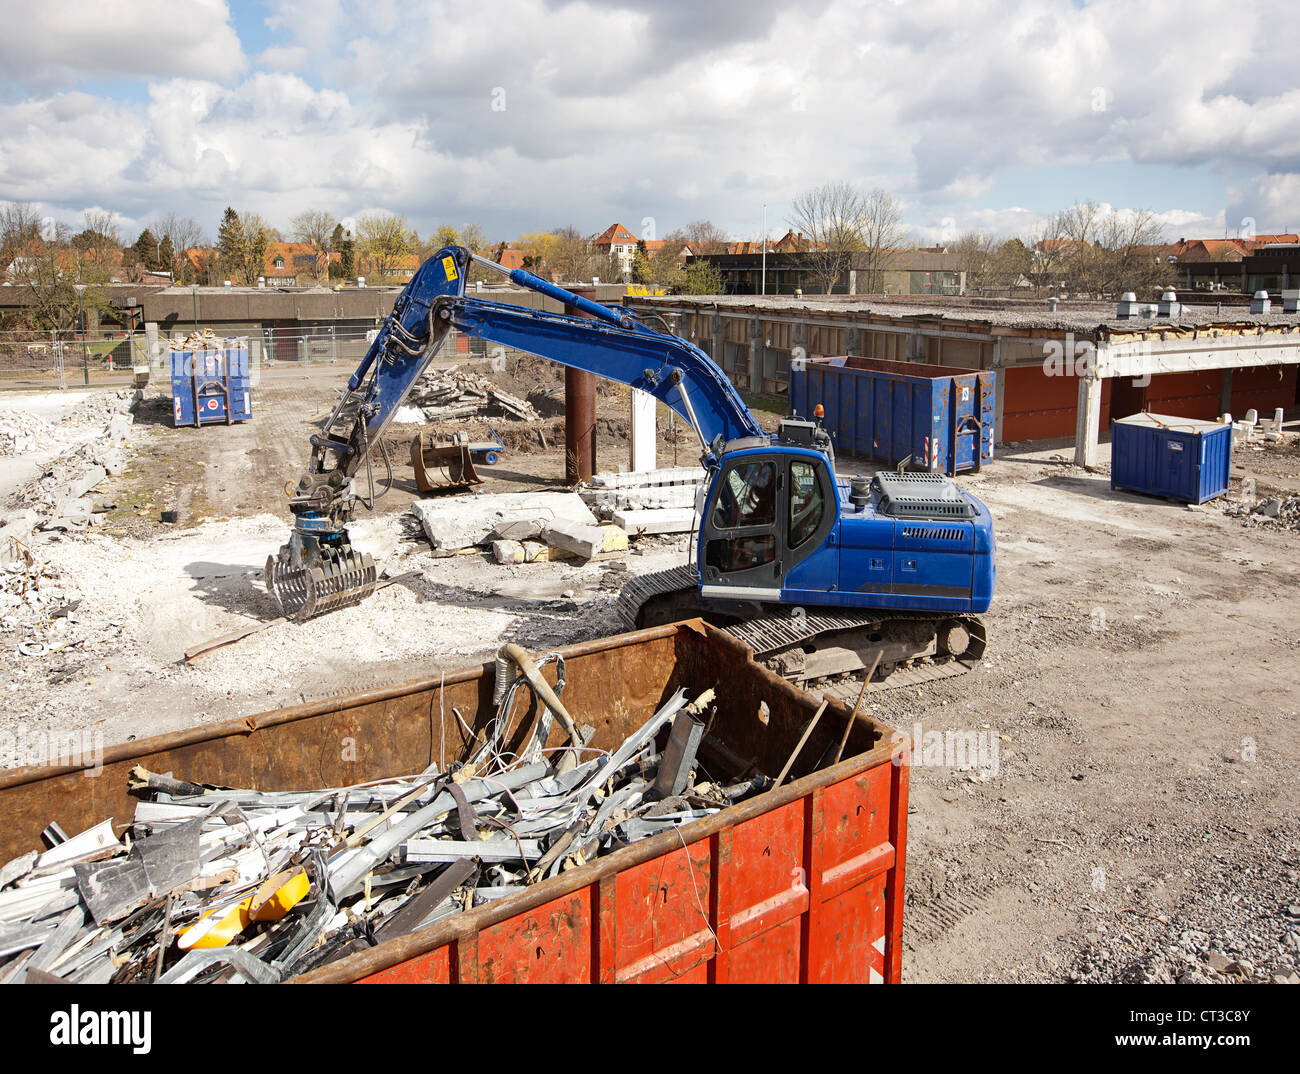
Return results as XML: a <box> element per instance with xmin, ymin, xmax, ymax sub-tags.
<box><xmin>630</xmin><ymin>389</ymin><xmax>656</xmax><ymax>472</ymax></box>
<box><xmin>1219</xmin><ymin>369</ymin><xmax>1234</xmax><ymax>416</ymax></box>
<box><xmin>145</xmin><ymin>322</ymin><xmax>161</xmax><ymax>368</ymax></box>
<box><xmin>1074</xmin><ymin>374</ymin><xmax>1103</xmax><ymax>468</ymax></box>
<box><xmin>748</xmin><ymin>339</ymin><xmax>762</xmax><ymax>391</ymax></box>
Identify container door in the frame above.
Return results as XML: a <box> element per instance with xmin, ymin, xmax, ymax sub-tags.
<box><xmin>1158</xmin><ymin>432</ymin><xmax>1193</xmax><ymax>497</ymax></box>
<box><xmin>952</xmin><ymin>377</ymin><xmax>978</xmax><ymax>473</ymax></box>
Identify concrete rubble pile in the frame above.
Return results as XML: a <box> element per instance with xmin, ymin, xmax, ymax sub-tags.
<box><xmin>0</xmin><ymin>665</ymin><xmax>768</xmax><ymax>983</ymax></box>
<box><xmin>0</xmin><ymin>408</ymin><xmax>67</xmax><ymax>458</ymax></box>
<box><xmin>397</xmin><ymin>368</ymin><xmax>538</xmax><ymax>424</ymax></box>
<box><xmin>580</xmin><ymin>466</ymin><xmax>705</xmax><ymax>536</ymax></box>
<box><xmin>1222</xmin><ymin>493</ymin><xmax>1300</xmax><ymax>532</ymax></box>
<box><xmin>410</xmin><ymin>490</ymin><xmax>629</xmax><ymax>564</ymax></box>
<box><xmin>0</xmin><ymin>546</ymin><xmax>116</xmax><ymax>663</ymax></box>
<box><xmin>2</xmin><ymin>389</ymin><xmax>139</xmax><ymax>545</ymax></box>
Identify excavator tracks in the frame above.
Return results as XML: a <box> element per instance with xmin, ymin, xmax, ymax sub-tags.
<box><xmin>617</xmin><ymin>565</ymin><xmax>986</xmax><ymax>692</ymax></box>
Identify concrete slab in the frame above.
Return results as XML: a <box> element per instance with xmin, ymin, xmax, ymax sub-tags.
<box><xmin>612</xmin><ymin>507</ymin><xmax>697</xmax><ymax>535</ymax></box>
<box><xmin>411</xmin><ymin>492</ymin><xmax>597</xmax><ymax>552</ymax></box>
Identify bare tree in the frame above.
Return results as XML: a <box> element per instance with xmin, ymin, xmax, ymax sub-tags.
<box><xmin>858</xmin><ymin>187</ymin><xmax>906</xmax><ymax>293</ymax></box>
<box><xmin>7</xmin><ymin>221</ymin><xmax>88</xmax><ymax>332</ymax></box>
<box><xmin>290</xmin><ymin>209</ymin><xmax>338</xmax><ymax>280</ymax></box>
<box><xmin>550</xmin><ymin>226</ymin><xmax>604</xmax><ymax>284</ymax></box>
<box><xmin>1030</xmin><ymin>202</ymin><xmax>1170</xmax><ymax>297</ymax></box>
<box><xmin>150</xmin><ymin>212</ymin><xmax>205</xmax><ymax>282</ymax></box>
<box><xmin>678</xmin><ymin>219</ymin><xmax>730</xmax><ymax>256</ymax></box>
<box><xmin>1</xmin><ymin>201</ymin><xmax>43</xmax><ymax>269</ymax></box>
<box><xmin>789</xmin><ymin>182</ymin><xmax>904</xmax><ymax>293</ymax></box>
<box><xmin>356</xmin><ymin>211</ymin><xmax>413</xmax><ymax>279</ymax></box>
<box><xmin>951</xmin><ymin>231</ymin><xmax>998</xmax><ymax>294</ymax></box>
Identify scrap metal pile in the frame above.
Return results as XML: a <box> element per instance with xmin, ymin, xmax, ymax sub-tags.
<box><xmin>0</xmin><ymin>648</ymin><xmax>777</xmax><ymax>984</ymax></box>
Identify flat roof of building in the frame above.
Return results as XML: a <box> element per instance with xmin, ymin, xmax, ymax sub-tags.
<box><xmin>628</xmin><ymin>293</ymin><xmax>1300</xmax><ymax>336</ymax></box>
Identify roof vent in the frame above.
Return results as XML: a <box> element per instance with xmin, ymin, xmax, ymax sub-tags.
<box><xmin>1157</xmin><ymin>290</ymin><xmax>1180</xmax><ymax>317</ymax></box>
<box><xmin>1116</xmin><ymin>292</ymin><xmax>1138</xmax><ymax>318</ymax></box>
<box><xmin>1047</xmin><ymin>296</ymin><xmax>1059</xmax><ymax>312</ymax></box>
<box><xmin>1281</xmin><ymin>289</ymin><xmax>1298</xmax><ymax>314</ymax></box>
<box><xmin>869</xmin><ymin>472</ymin><xmax>976</xmax><ymax>520</ymax></box>
<box><xmin>1251</xmin><ymin>290</ymin><xmax>1271</xmax><ymax>314</ymax></box>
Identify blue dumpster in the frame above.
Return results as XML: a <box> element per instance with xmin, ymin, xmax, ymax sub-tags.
<box><xmin>170</xmin><ymin>340</ymin><xmax>252</xmax><ymax>427</ymax></box>
<box><xmin>1110</xmin><ymin>412</ymin><xmax>1232</xmax><ymax>504</ymax></box>
<box><xmin>788</xmin><ymin>356</ymin><xmax>995</xmax><ymax>475</ymax></box>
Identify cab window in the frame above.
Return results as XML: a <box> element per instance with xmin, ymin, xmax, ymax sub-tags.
<box><xmin>788</xmin><ymin>460</ymin><xmax>824</xmax><ymax>548</ymax></box>
<box><xmin>711</xmin><ymin>460</ymin><xmax>776</xmax><ymax>530</ymax></box>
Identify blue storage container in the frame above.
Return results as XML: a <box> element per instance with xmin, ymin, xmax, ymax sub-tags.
<box><xmin>788</xmin><ymin>356</ymin><xmax>995</xmax><ymax>476</ymax></box>
<box><xmin>1110</xmin><ymin>412</ymin><xmax>1232</xmax><ymax>504</ymax></box>
<box><xmin>170</xmin><ymin>340</ymin><xmax>253</xmax><ymax>427</ymax></box>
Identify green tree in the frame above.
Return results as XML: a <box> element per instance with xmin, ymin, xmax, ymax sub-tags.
<box><xmin>356</xmin><ymin>211</ymin><xmax>413</xmax><ymax>279</ymax></box>
<box><xmin>680</xmin><ymin>259</ymin><xmax>724</xmax><ymax>295</ymax></box>
<box><xmin>216</xmin><ymin>207</ymin><xmax>243</xmax><ymax>279</ymax></box>
<box><xmin>130</xmin><ymin>228</ymin><xmax>161</xmax><ymax>272</ymax></box>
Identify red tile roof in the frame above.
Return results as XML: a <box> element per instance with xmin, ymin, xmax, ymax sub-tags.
<box><xmin>592</xmin><ymin>223</ymin><xmax>638</xmax><ymax>248</ymax></box>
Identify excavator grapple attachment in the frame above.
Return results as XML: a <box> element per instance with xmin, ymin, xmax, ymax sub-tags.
<box><xmin>265</xmin><ymin>547</ymin><xmax>377</xmax><ymax>622</ymax></box>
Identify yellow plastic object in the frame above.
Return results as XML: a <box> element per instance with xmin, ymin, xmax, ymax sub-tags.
<box><xmin>250</xmin><ymin>868</ymin><xmax>310</xmax><ymax>922</ymax></box>
<box><xmin>178</xmin><ymin>894</ymin><xmax>255</xmax><ymax>951</ymax></box>
<box><xmin>176</xmin><ymin>869</ymin><xmax>310</xmax><ymax>950</ymax></box>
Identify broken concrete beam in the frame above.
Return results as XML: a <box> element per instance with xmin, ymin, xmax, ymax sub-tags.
<box><xmin>589</xmin><ymin>467</ymin><xmax>706</xmax><ymax>489</ymax></box>
<box><xmin>499</xmin><ymin>527</ymin><xmax>629</xmax><ymax>564</ymax></box>
<box><xmin>63</xmin><ymin>466</ymin><xmax>108</xmax><ymax>503</ymax></box>
<box><xmin>41</xmin><ymin>498</ymin><xmax>95</xmax><ymax>531</ymax></box>
<box><xmin>612</xmin><ymin>508</ymin><xmax>697</xmax><ymax>535</ymax></box>
<box><xmin>580</xmin><ymin>484</ymin><xmax>699</xmax><ymax>510</ymax></box>
<box><xmin>411</xmin><ymin>492</ymin><xmax>598</xmax><ymax>552</ymax></box>
<box><xmin>541</xmin><ymin>520</ymin><xmax>612</xmax><ymax>559</ymax></box>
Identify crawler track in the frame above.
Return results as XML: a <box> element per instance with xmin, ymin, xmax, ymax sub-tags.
<box><xmin>617</xmin><ymin>565</ymin><xmax>986</xmax><ymax>691</ymax></box>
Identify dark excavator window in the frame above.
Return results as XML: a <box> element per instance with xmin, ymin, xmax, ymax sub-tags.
<box><xmin>710</xmin><ymin>460</ymin><xmax>777</xmax><ymax>530</ymax></box>
<box><xmin>788</xmin><ymin>460</ymin><xmax>824</xmax><ymax>549</ymax></box>
<box><xmin>705</xmin><ymin>534</ymin><xmax>776</xmax><ymax>572</ymax></box>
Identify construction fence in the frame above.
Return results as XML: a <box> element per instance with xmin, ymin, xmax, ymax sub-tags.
<box><xmin>0</xmin><ymin>325</ymin><xmax>501</xmax><ymax>393</ymax></box>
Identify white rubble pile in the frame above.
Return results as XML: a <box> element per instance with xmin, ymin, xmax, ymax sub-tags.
<box><xmin>0</xmin><ymin>408</ymin><xmax>68</xmax><ymax>457</ymax></box>
<box><xmin>1221</xmin><ymin>493</ymin><xmax>1300</xmax><ymax>532</ymax></box>
<box><xmin>0</xmin><ymin>542</ymin><xmax>120</xmax><ymax>664</ymax></box>
<box><xmin>58</xmin><ymin>388</ymin><xmax>141</xmax><ymax>431</ymax></box>
<box><xmin>2</xmin><ymin>390</ymin><xmax>140</xmax><ymax>541</ymax></box>
<box><xmin>579</xmin><ymin>467</ymin><xmax>704</xmax><ymax>534</ymax></box>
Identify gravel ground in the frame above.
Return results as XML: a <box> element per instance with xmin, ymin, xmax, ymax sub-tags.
<box><xmin>1</xmin><ymin>383</ymin><xmax>1297</xmax><ymax>985</ymax></box>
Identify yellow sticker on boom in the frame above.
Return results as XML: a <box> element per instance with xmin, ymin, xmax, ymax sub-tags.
<box><xmin>442</xmin><ymin>256</ymin><xmax>458</xmax><ymax>281</ymax></box>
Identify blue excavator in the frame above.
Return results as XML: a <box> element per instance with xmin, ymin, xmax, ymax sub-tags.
<box><xmin>267</xmin><ymin>246</ymin><xmax>995</xmax><ymax>686</ymax></box>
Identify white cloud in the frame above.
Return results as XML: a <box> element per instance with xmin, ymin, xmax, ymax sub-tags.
<box><xmin>0</xmin><ymin>1</ymin><xmax>246</xmax><ymax>89</ymax></box>
<box><xmin>0</xmin><ymin>0</ymin><xmax>1295</xmax><ymax>246</ymax></box>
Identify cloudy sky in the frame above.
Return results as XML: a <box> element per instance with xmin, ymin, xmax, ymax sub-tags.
<box><xmin>0</xmin><ymin>0</ymin><xmax>1296</xmax><ymax>246</ymax></box>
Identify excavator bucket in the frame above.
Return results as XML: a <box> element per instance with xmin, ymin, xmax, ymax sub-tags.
<box><xmin>410</xmin><ymin>432</ymin><xmax>484</xmax><ymax>493</ymax></box>
<box><xmin>264</xmin><ymin>548</ymin><xmax>377</xmax><ymax>622</ymax></box>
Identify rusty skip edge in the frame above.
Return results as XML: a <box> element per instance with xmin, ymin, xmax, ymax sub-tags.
<box><xmin>0</xmin><ymin>619</ymin><xmax>906</xmax><ymax>983</ymax></box>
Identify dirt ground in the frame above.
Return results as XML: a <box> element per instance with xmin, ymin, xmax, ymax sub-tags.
<box><xmin>1</xmin><ymin>371</ymin><xmax>1297</xmax><ymax>984</ymax></box>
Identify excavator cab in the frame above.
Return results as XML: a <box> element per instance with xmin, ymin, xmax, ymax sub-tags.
<box><xmin>698</xmin><ymin>443</ymin><xmax>838</xmax><ymax>602</ymax></box>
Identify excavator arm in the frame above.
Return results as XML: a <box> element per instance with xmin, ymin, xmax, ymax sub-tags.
<box><xmin>266</xmin><ymin>246</ymin><xmax>765</xmax><ymax>619</ymax></box>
